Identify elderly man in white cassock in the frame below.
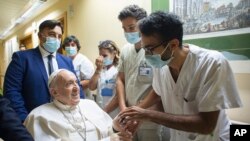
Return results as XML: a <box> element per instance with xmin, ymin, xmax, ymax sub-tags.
<box><xmin>24</xmin><ymin>69</ymin><xmax>132</xmax><ymax>141</ymax></box>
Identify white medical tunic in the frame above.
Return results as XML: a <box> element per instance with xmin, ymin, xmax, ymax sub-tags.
<box><xmin>118</xmin><ymin>43</ymin><xmax>153</xmax><ymax>106</ymax></box>
<box><xmin>24</xmin><ymin>99</ymin><xmax>114</xmax><ymax>141</ymax></box>
<box><xmin>73</xmin><ymin>53</ymin><xmax>94</xmax><ymax>80</ymax></box>
<box><xmin>153</xmin><ymin>44</ymin><xmax>242</xmax><ymax>141</ymax></box>
<box><xmin>96</xmin><ymin>66</ymin><xmax>119</xmax><ymax>118</ymax></box>
<box><xmin>118</xmin><ymin>44</ymin><xmax>161</xmax><ymax>141</ymax></box>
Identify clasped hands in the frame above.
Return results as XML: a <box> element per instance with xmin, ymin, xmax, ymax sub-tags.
<box><xmin>113</xmin><ymin>106</ymin><xmax>148</xmax><ymax>136</ymax></box>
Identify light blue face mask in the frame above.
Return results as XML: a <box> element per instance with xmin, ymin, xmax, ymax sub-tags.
<box><xmin>43</xmin><ymin>37</ymin><xmax>60</xmax><ymax>53</ymax></box>
<box><xmin>103</xmin><ymin>57</ymin><xmax>113</xmax><ymax>66</ymax></box>
<box><xmin>145</xmin><ymin>43</ymin><xmax>173</xmax><ymax>68</ymax></box>
<box><xmin>65</xmin><ymin>46</ymin><xmax>77</xmax><ymax>56</ymax></box>
<box><xmin>124</xmin><ymin>32</ymin><xmax>141</xmax><ymax>44</ymax></box>
<box><xmin>145</xmin><ymin>54</ymin><xmax>167</xmax><ymax>68</ymax></box>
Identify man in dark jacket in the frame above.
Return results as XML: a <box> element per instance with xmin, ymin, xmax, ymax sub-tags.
<box><xmin>0</xmin><ymin>96</ymin><xmax>34</xmax><ymax>141</ymax></box>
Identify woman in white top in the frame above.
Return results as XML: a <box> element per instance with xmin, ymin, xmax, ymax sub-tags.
<box><xmin>62</xmin><ymin>35</ymin><xmax>94</xmax><ymax>99</ymax></box>
<box><xmin>89</xmin><ymin>40</ymin><xmax>120</xmax><ymax>118</ymax></box>
<box><xmin>24</xmin><ymin>69</ymin><xmax>132</xmax><ymax>141</ymax></box>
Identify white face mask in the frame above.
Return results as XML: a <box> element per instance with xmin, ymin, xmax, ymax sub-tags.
<box><xmin>65</xmin><ymin>46</ymin><xmax>77</xmax><ymax>56</ymax></box>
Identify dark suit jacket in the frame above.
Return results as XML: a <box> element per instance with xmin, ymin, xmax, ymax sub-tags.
<box><xmin>3</xmin><ymin>47</ymin><xmax>84</xmax><ymax>121</ymax></box>
<box><xmin>0</xmin><ymin>96</ymin><xmax>34</xmax><ymax>141</ymax></box>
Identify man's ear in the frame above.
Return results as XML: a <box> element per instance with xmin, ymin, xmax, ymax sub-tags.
<box><xmin>38</xmin><ymin>32</ymin><xmax>45</xmax><ymax>42</ymax></box>
<box><xmin>50</xmin><ymin>88</ymin><xmax>59</xmax><ymax>98</ymax></box>
<box><xmin>38</xmin><ymin>32</ymin><xmax>42</xmax><ymax>38</ymax></box>
<box><xmin>169</xmin><ymin>39</ymin><xmax>180</xmax><ymax>50</ymax></box>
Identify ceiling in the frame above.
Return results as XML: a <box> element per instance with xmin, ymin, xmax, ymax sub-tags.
<box><xmin>0</xmin><ymin>0</ymin><xmax>30</xmax><ymax>36</ymax></box>
<box><xmin>0</xmin><ymin>0</ymin><xmax>58</xmax><ymax>40</ymax></box>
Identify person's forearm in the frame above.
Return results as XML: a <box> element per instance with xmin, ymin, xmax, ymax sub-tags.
<box><xmin>104</xmin><ymin>94</ymin><xmax>119</xmax><ymax>113</ymax></box>
<box><xmin>81</xmin><ymin>80</ymin><xmax>90</xmax><ymax>89</ymax></box>
<box><xmin>137</xmin><ymin>89</ymin><xmax>161</xmax><ymax>109</ymax></box>
<box><xmin>144</xmin><ymin>110</ymin><xmax>219</xmax><ymax>134</ymax></box>
<box><xmin>116</xmin><ymin>76</ymin><xmax>126</xmax><ymax>111</ymax></box>
<box><xmin>146</xmin><ymin>100</ymin><xmax>164</xmax><ymax>111</ymax></box>
<box><xmin>88</xmin><ymin>70</ymin><xmax>101</xmax><ymax>90</ymax></box>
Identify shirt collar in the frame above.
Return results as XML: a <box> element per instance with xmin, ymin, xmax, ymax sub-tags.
<box><xmin>39</xmin><ymin>45</ymin><xmax>57</xmax><ymax>58</ymax></box>
<box><xmin>53</xmin><ymin>99</ymin><xmax>77</xmax><ymax>111</ymax></box>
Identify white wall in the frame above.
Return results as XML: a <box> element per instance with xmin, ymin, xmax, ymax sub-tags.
<box><xmin>68</xmin><ymin>0</ymin><xmax>151</xmax><ymax>63</ymax></box>
<box><xmin>226</xmin><ymin>73</ymin><xmax>250</xmax><ymax>123</ymax></box>
<box><xmin>0</xmin><ymin>40</ymin><xmax>4</xmax><ymax>89</ymax></box>
<box><xmin>225</xmin><ymin>61</ymin><xmax>250</xmax><ymax>123</ymax></box>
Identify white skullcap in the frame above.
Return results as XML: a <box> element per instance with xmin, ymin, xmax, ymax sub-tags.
<box><xmin>48</xmin><ymin>69</ymin><xmax>66</xmax><ymax>87</ymax></box>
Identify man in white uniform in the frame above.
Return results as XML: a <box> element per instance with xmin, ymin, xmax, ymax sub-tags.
<box><xmin>24</xmin><ymin>69</ymin><xmax>132</xmax><ymax>141</ymax></box>
<box><xmin>119</xmin><ymin>11</ymin><xmax>242</xmax><ymax>141</ymax></box>
<box><xmin>116</xmin><ymin>5</ymin><xmax>162</xmax><ymax>141</ymax></box>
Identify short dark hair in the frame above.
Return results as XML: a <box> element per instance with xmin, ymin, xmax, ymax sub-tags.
<box><xmin>39</xmin><ymin>20</ymin><xmax>64</xmax><ymax>34</ymax></box>
<box><xmin>139</xmin><ymin>11</ymin><xmax>183</xmax><ymax>46</ymax></box>
<box><xmin>118</xmin><ymin>5</ymin><xmax>147</xmax><ymax>21</ymax></box>
<box><xmin>62</xmin><ymin>35</ymin><xmax>81</xmax><ymax>51</ymax></box>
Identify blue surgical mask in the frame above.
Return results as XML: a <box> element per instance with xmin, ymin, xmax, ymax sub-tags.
<box><xmin>43</xmin><ymin>37</ymin><xmax>60</xmax><ymax>53</ymax></box>
<box><xmin>124</xmin><ymin>32</ymin><xmax>141</xmax><ymax>44</ymax></box>
<box><xmin>65</xmin><ymin>46</ymin><xmax>77</xmax><ymax>56</ymax></box>
<box><xmin>145</xmin><ymin>54</ymin><xmax>167</xmax><ymax>68</ymax></box>
<box><xmin>145</xmin><ymin>43</ymin><xmax>173</xmax><ymax>68</ymax></box>
<box><xmin>103</xmin><ymin>57</ymin><xmax>113</xmax><ymax>66</ymax></box>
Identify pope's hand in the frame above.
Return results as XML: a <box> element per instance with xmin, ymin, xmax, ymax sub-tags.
<box><xmin>117</xmin><ymin>106</ymin><xmax>149</xmax><ymax>135</ymax></box>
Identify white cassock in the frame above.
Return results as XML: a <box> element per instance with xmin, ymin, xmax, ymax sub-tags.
<box><xmin>153</xmin><ymin>44</ymin><xmax>242</xmax><ymax>141</ymax></box>
<box><xmin>24</xmin><ymin>99</ymin><xmax>115</xmax><ymax>141</ymax></box>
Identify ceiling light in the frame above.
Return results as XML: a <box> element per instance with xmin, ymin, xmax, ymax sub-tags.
<box><xmin>0</xmin><ymin>0</ymin><xmax>46</xmax><ymax>39</ymax></box>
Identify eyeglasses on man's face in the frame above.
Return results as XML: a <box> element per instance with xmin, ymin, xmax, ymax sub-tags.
<box><xmin>143</xmin><ymin>41</ymin><xmax>166</xmax><ymax>55</ymax></box>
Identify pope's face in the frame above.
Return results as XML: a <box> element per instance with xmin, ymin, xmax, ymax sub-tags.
<box><xmin>54</xmin><ymin>70</ymin><xmax>80</xmax><ymax>106</ymax></box>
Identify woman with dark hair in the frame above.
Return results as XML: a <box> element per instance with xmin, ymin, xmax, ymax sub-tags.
<box><xmin>62</xmin><ymin>35</ymin><xmax>94</xmax><ymax>98</ymax></box>
<box><xmin>89</xmin><ymin>40</ymin><xmax>120</xmax><ymax>118</ymax></box>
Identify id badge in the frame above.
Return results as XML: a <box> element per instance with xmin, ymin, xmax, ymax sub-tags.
<box><xmin>139</xmin><ymin>66</ymin><xmax>152</xmax><ymax>76</ymax></box>
<box><xmin>101</xmin><ymin>88</ymin><xmax>113</xmax><ymax>96</ymax></box>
